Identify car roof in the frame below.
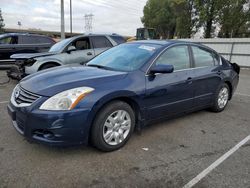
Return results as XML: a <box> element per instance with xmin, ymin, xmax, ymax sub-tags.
<box><xmin>129</xmin><ymin>40</ymin><xmax>216</xmax><ymax>52</ymax></box>
<box><xmin>130</xmin><ymin>40</ymin><xmax>195</xmax><ymax>46</ymax></box>
<box><xmin>70</xmin><ymin>33</ymin><xmax>124</xmax><ymax>40</ymax></box>
<box><xmin>0</xmin><ymin>33</ymin><xmax>51</xmax><ymax>38</ymax></box>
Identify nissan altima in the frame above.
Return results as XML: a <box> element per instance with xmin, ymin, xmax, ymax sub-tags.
<box><xmin>7</xmin><ymin>40</ymin><xmax>240</xmax><ymax>151</ymax></box>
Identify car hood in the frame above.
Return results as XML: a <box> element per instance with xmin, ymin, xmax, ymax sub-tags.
<box><xmin>20</xmin><ymin>66</ymin><xmax>127</xmax><ymax>96</ymax></box>
<box><xmin>11</xmin><ymin>52</ymin><xmax>58</xmax><ymax>59</ymax></box>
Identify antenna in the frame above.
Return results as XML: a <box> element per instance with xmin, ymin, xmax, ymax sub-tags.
<box><xmin>84</xmin><ymin>14</ymin><xmax>94</xmax><ymax>33</ymax></box>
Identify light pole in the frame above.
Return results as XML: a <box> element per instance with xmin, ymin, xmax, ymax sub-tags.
<box><xmin>70</xmin><ymin>0</ymin><xmax>72</xmax><ymax>36</ymax></box>
<box><xmin>61</xmin><ymin>0</ymin><xmax>65</xmax><ymax>39</ymax></box>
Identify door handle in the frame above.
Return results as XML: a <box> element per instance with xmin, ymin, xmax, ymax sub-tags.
<box><xmin>186</xmin><ymin>77</ymin><xmax>193</xmax><ymax>84</ymax></box>
<box><xmin>87</xmin><ymin>52</ymin><xmax>92</xmax><ymax>56</ymax></box>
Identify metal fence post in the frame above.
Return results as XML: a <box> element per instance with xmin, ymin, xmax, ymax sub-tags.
<box><xmin>229</xmin><ymin>42</ymin><xmax>235</xmax><ymax>62</ymax></box>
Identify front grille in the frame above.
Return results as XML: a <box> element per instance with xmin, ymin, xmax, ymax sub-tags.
<box><xmin>14</xmin><ymin>85</ymin><xmax>40</xmax><ymax>105</ymax></box>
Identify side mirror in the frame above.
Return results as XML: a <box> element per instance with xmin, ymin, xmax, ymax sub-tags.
<box><xmin>67</xmin><ymin>46</ymin><xmax>76</xmax><ymax>53</ymax></box>
<box><xmin>149</xmin><ymin>64</ymin><xmax>174</xmax><ymax>75</ymax></box>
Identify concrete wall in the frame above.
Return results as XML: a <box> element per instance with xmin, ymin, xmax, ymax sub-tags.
<box><xmin>179</xmin><ymin>38</ymin><xmax>250</xmax><ymax>67</ymax></box>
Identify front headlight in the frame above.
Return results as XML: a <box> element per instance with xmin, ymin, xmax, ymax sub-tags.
<box><xmin>40</xmin><ymin>87</ymin><xmax>94</xmax><ymax>110</ymax></box>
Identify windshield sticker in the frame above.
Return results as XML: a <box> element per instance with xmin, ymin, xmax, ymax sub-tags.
<box><xmin>138</xmin><ymin>45</ymin><xmax>156</xmax><ymax>51</ymax></box>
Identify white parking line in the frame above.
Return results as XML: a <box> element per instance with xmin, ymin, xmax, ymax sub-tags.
<box><xmin>183</xmin><ymin>134</ymin><xmax>250</xmax><ymax>188</ymax></box>
<box><xmin>0</xmin><ymin>101</ymin><xmax>8</xmax><ymax>104</ymax></box>
<box><xmin>236</xmin><ymin>93</ymin><xmax>250</xmax><ymax>97</ymax></box>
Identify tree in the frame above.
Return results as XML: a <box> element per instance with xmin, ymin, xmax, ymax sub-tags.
<box><xmin>0</xmin><ymin>8</ymin><xmax>4</xmax><ymax>33</ymax></box>
<box><xmin>194</xmin><ymin>0</ymin><xmax>225</xmax><ymax>38</ymax></box>
<box><xmin>141</xmin><ymin>0</ymin><xmax>176</xmax><ymax>38</ymax></box>
<box><xmin>173</xmin><ymin>0</ymin><xmax>198</xmax><ymax>38</ymax></box>
<box><xmin>193</xmin><ymin>0</ymin><xmax>250</xmax><ymax>38</ymax></box>
<box><xmin>142</xmin><ymin>0</ymin><xmax>250</xmax><ymax>38</ymax></box>
<box><xmin>218</xmin><ymin>0</ymin><xmax>250</xmax><ymax>38</ymax></box>
<box><xmin>141</xmin><ymin>0</ymin><xmax>198</xmax><ymax>39</ymax></box>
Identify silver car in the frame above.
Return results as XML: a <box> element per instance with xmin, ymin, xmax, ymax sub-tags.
<box><xmin>10</xmin><ymin>34</ymin><xmax>125</xmax><ymax>77</ymax></box>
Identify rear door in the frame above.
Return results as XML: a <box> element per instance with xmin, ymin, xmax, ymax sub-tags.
<box><xmin>17</xmin><ymin>35</ymin><xmax>40</xmax><ymax>53</ymax></box>
<box><xmin>90</xmin><ymin>36</ymin><xmax>113</xmax><ymax>56</ymax></box>
<box><xmin>35</xmin><ymin>36</ymin><xmax>55</xmax><ymax>52</ymax></box>
<box><xmin>191</xmin><ymin>45</ymin><xmax>222</xmax><ymax>108</ymax></box>
<box><xmin>14</xmin><ymin>35</ymin><xmax>53</xmax><ymax>53</ymax></box>
<box><xmin>145</xmin><ymin>45</ymin><xmax>195</xmax><ymax>120</ymax></box>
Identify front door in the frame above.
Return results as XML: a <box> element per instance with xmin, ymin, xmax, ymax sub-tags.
<box><xmin>145</xmin><ymin>45</ymin><xmax>195</xmax><ymax>121</ymax></box>
<box><xmin>65</xmin><ymin>37</ymin><xmax>95</xmax><ymax>65</ymax></box>
<box><xmin>0</xmin><ymin>36</ymin><xmax>17</xmax><ymax>62</ymax></box>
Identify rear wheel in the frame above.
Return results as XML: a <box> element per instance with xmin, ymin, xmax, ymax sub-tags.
<box><xmin>210</xmin><ymin>83</ymin><xmax>230</xmax><ymax>112</ymax></box>
<box><xmin>91</xmin><ymin>101</ymin><xmax>135</xmax><ymax>152</ymax></box>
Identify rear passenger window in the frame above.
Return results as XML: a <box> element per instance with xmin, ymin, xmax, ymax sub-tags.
<box><xmin>18</xmin><ymin>36</ymin><xmax>38</xmax><ymax>44</ymax></box>
<box><xmin>192</xmin><ymin>46</ymin><xmax>215</xmax><ymax>67</ymax></box>
<box><xmin>155</xmin><ymin>45</ymin><xmax>190</xmax><ymax>71</ymax></box>
<box><xmin>213</xmin><ymin>53</ymin><xmax>220</xmax><ymax>65</ymax></box>
<box><xmin>37</xmin><ymin>37</ymin><xmax>54</xmax><ymax>44</ymax></box>
<box><xmin>110</xmin><ymin>36</ymin><xmax>125</xmax><ymax>44</ymax></box>
<box><xmin>91</xmin><ymin>36</ymin><xmax>112</xmax><ymax>48</ymax></box>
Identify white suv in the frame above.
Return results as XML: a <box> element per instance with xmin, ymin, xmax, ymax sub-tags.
<box><xmin>9</xmin><ymin>34</ymin><xmax>125</xmax><ymax>79</ymax></box>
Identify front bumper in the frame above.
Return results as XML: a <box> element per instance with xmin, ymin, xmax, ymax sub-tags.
<box><xmin>7</xmin><ymin>102</ymin><xmax>92</xmax><ymax>146</ymax></box>
<box><xmin>25</xmin><ymin>65</ymin><xmax>37</xmax><ymax>75</ymax></box>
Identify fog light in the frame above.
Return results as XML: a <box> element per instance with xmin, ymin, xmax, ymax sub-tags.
<box><xmin>43</xmin><ymin>132</ymin><xmax>54</xmax><ymax>139</ymax></box>
<box><xmin>33</xmin><ymin>130</ymin><xmax>54</xmax><ymax>139</ymax></box>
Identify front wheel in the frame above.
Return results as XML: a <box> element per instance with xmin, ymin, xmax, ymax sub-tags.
<box><xmin>91</xmin><ymin>101</ymin><xmax>135</xmax><ymax>152</ymax></box>
<box><xmin>210</xmin><ymin>83</ymin><xmax>230</xmax><ymax>112</ymax></box>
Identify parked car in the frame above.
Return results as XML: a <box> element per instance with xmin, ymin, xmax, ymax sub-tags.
<box><xmin>8</xmin><ymin>34</ymin><xmax>126</xmax><ymax>80</ymax></box>
<box><xmin>0</xmin><ymin>33</ymin><xmax>55</xmax><ymax>64</ymax></box>
<box><xmin>7</xmin><ymin>40</ymin><xmax>240</xmax><ymax>151</ymax></box>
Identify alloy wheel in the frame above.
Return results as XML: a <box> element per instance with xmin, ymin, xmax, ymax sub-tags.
<box><xmin>103</xmin><ymin>110</ymin><xmax>131</xmax><ymax>146</ymax></box>
<box><xmin>218</xmin><ymin>87</ymin><xmax>229</xmax><ymax>109</ymax></box>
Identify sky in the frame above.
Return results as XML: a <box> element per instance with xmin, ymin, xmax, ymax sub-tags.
<box><xmin>1</xmin><ymin>0</ymin><xmax>147</xmax><ymax>36</ymax></box>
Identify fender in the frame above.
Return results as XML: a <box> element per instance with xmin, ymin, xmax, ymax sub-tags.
<box><xmin>37</xmin><ymin>59</ymin><xmax>62</xmax><ymax>67</ymax></box>
<box><xmin>26</xmin><ymin>59</ymin><xmax>62</xmax><ymax>74</ymax></box>
<box><xmin>82</xmin><ymin>90</ymin><xmax>146</xmax><ymax>142</ymax></box>
<box><xmin>220</xmin><ymin>70</ymin><xmax>239</xmax><ymax>100</ymax></box>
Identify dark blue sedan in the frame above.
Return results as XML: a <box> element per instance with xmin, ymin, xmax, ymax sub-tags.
<box><xmin>7</xmin><ymin>40</ymin><xmax>240</xmax><ymax>151</ymax></box>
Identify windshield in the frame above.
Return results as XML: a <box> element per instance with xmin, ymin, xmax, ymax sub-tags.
<box><xmin>49</xmin><ymin>38</ymin><xmax>72</xmax><ymax>52</ymax></box>
<box><xmin>87</xmin><ymin>43</ymin><xmax>160</xmax><ymax>71</ymax></box>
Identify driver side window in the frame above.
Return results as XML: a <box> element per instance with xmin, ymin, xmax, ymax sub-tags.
<box><xmin>0</xmin><ymin>36</ymin><xmax>17</xmax><ymax>44</ymax></box>
<box><xmin>155</xmin><ymin>45</ymin><xmax>190</xmax><ymax>71</ymax></box>
<box><xmin>70</xmin><ymin>37</ymin><xmax>91</xmax><ymax>51</ymax></box>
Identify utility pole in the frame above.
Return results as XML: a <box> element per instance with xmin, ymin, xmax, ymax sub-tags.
<box><xmin>70</xmin><ymin>0</ymin><xmax>72</xmax><ymax>36</ymax></box>
<box><xmin>61</xmin><ymin>0</ymin><xmax>65</xmax><ymax>39</ymax></box>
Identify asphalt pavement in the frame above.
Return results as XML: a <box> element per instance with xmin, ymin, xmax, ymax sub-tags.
<box><xmin>0</xmin><ymin>69</ymin><xmax>249</xmax><ymax>188</ymax></box>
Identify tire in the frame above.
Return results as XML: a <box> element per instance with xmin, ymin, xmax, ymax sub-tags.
<box><xmin>40</xmin><ymin>63</ymin><xmax>58</xmax><ymax>71</ymax></box>
<box><xmin>91</xmin><ymin>101</ymin><xmax>135</xmax><ymax>152</ymax></box>
<box><xmin>210</xmin><ymin>83</ymin><xmax>230</xmax><ymax>112</ymax></box>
